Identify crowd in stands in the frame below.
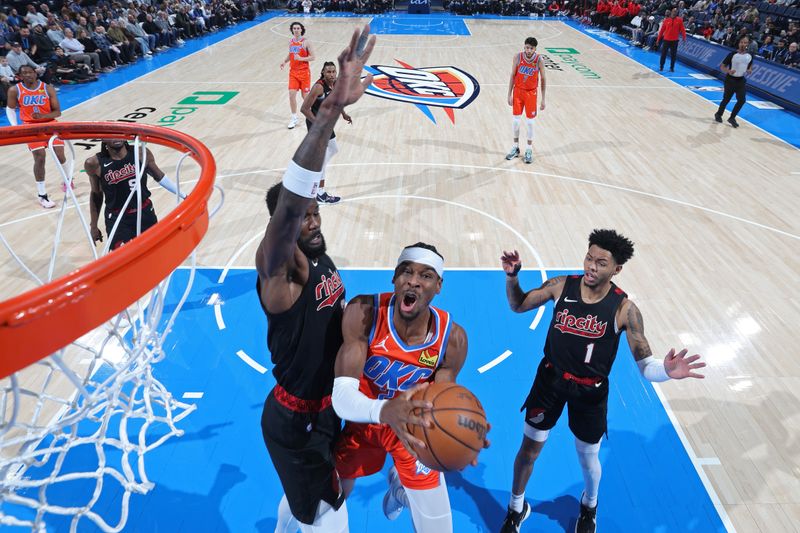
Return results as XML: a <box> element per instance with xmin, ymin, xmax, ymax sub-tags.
<box><xmin>0</xmin><ymin>0</ymin><xmax>275</xmax><ymax>97</ymax></box>
<box><xmin>445</xmin><ymin>0</ymin><xmax>799</xmax><ymax>70</ymax></box>
<box><xmin>286</xmin><ymin>0</ymin><xmax>393</xmax><ymax>14</ymax></box>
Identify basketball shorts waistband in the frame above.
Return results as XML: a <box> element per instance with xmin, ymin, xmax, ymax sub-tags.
<box><xmin>273</xmin><ymin>383</ymin><xmax>332</xmax><ymax>413</ymax></box>
<box><xmin>544</xmin><ymin>361</ymin><xmax>603</xmax><ymax>386</ymax></box>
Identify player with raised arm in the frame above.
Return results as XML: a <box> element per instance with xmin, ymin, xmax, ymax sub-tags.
<box><xmin>257</xmin><ymin>25</ymin><xmax>375</xmax><ymax>533</ymax></box>
<box><xmin>498</xmin><ymin>229</ymin><xmax>705</xmax><ymax>533</ymax></box>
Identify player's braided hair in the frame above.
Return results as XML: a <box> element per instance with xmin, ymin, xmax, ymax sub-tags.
<box><xmin>319</xmin><ymin>61</ymin><xmax>336</xmax><ymax>80</ymax></box>
<box><xmin>588</xmin><ymin>229</ymin><xmax>635</xmax><ymax>265</ymax></box>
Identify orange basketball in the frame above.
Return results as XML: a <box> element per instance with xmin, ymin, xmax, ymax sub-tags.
<box><xmin>407</xmin><ymin>382</ymin><xmax>488</xmax><ymax>472</ymax></box>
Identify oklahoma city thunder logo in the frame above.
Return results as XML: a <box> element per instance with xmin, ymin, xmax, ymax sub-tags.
<box><xmin>363</xmin><ymin>59</ymin><xmax>480</xmax><ymax>124</ymax></box>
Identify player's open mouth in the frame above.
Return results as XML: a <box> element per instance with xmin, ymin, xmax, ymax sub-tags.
<box><xmin>309</xmin><ymin>233</ymin><xmax>322</xmax><ymax>245</ymax></box>
<box><xmin>401</xmin><ymin>292</ymin><xmax>417</xmax><ymax>313</ymax></box>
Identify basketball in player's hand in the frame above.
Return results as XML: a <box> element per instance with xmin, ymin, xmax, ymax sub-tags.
<box><xmin>407</xmin><ymin>382</ymin><xmax>488</xmax><ymax>471</ymax></box>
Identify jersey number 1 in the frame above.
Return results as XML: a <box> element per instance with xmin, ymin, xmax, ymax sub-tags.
<box><xmin>584</xmin><ymin>343</ymin><xmax>595</xmax><ymax>364</ymax></box>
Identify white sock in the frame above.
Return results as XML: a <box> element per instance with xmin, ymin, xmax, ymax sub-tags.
<box><xmin>576</xmin><ymin>438</ymin><xmax>602</xmax><ymax>509</ymax></box>
<box><xmin>526</xmin><ymin>118</ymin><xmax>535</xmax><ymax>139</ymax></box>
<box><xmin>509</xmin><ymin>492</ymin><xmax>525</xmax><ymax>513</ymax></box>
<box><xmin>317</xmin><ymin>185</ymin><xmax>325</xmax><ymax>195</ymax></box>
<box><xmin>36</xmin><ymin>181</ymin><xmax>46</xmax><ymax>196</ymax></box>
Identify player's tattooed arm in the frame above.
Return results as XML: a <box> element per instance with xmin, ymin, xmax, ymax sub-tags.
<box><xmin>507</xmin><ymin>276</ymin><xmax>565</xmax><ymax>313</ymax></box>
<box><xmin>434</xmin><ymin>323</ymin><xmax>467</xmax><ymax>383</ymax></box>
<box><xmin>621</xmin><ymin>300</ymin><xmax>653</xmax><ymax>361</ymax></box>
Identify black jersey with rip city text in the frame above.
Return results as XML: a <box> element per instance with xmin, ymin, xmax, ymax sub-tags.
<box><xmin>256</xmin><ymin>253</ymin><xmax>345</xmax><ymax>400</ymax></box>
<box><xmin>305</xmin><ymin>79</ymin><xmax>336</xmax><ymax>139</ymax></box>
<box><xmin>96</xmin><ymin>148</ymin><xmax>152</xmax><ymax>213</ymax></box>
<box><xmin>544</xmin><ymin>275</ymin><xmax>627</xmax><ymax>379</ymax></box>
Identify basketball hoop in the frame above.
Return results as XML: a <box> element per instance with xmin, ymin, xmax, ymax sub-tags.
<box><xmin>0</xmin><ymin>122</ymin><xmax>219</xmax><ymax>532</ymax></box>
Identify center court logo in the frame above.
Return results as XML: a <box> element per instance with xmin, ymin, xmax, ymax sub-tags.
<box><xmin>363</xmin><ymin>59</ymin><xmax>480</xmax><ymax>124</ymax></box>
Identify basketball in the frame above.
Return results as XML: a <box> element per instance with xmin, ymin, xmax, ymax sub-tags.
<box><xmin>408</xmin><ymin>382</ymin><xmax>488</xmax><ymax>472</ymax></box>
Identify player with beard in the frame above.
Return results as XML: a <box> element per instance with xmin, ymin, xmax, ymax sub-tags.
<box><xmin>256</xmin><ymin>25</ymin><xmax>376</xmax><ymax>533</ymax></box>
<box><xmin>498</xmin><ymin>230</ymin><xmax>706</xmax><ymax>533</ymax></box>
<box><xmin>331</xmin><ymin>243</ymin><xmax>483</xmax><ymax>532</ymax></box>
<box><xmin>84</xmin><ymin>140</ymin><xmax>183</xmax><ymax>250</ymax></box>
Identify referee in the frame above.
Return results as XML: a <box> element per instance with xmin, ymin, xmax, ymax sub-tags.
<box><xmin>715</xmin><ymin>35</ymin><xmax>753</xmax><ymax>129</ymax></box>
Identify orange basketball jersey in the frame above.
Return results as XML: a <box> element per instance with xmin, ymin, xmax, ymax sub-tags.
<box><xmin>360</xmin><ymin>292</ymin><xmax>452</xmax><ymax>401</ymax></box>
<box><xmin>16</xmin><ymin>81</ymin><xmax>54</xmax><ymax>124</ymax></box>
<box><xmin>514</xmin><ymin>52</ymin><xmax>540</xmax><ymax>92</ymax></box>
<box><xmin>289</xmin><ymin>37</ymin><xmax>309</xmax><ymax>72</ymax></box>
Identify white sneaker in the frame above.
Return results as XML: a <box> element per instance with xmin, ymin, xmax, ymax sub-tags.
<box><xmin>287</xmin><ymin>116</ymin><xmax>298</xmax><ymax>129</ymax></box>
<box><xmin>382</xmin><ymin>466</ymin><xmax>405</xmax><ymax>521</ymax></box>
<box><xmin>38</xmin><ymin>195</ymin><xmax>56</xmax><ymax>209</ymax></box>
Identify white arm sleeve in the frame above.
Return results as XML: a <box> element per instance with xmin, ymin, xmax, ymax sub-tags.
<box><xmin>332</xmin><ymin>376</ymin><xmax>387</xmax><ymax>424</ymax></box>
<box><xmin>6</xmin><ymin>106</ymin><xmax>19</xmax><ymax>126</ymax></box>
<box><xmin>157</xmin><ymin>174</ymin><xmax>186</xmax><ymax>199</ymax></box>
<box><xmin>636</xmin><ymin>356</ymin><xmax>671</xmax><ymax>382</ymax></box>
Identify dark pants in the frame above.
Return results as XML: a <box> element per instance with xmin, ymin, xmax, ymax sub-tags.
<box><xmin>659</xmin><ymin>39</ymin><xmax>679</xmax><ymax>69</ymax></box>
<box><xmin>716</xmin><ymin>75</ymin><xmax>747</xmax><ymax>119</ymax></box>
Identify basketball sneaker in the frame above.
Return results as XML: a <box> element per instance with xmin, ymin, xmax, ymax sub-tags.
<box><xmin>61</xmin><ymin>180</ymin><xmax>76</xmax><ymax>192</ymax></box>
<box><xmin>524</xmin><ymin>148</ymin><xmax>533</xmax><ymax>164</ymax></box>
<box><xmin>505</xmin><ymin>146</ymin><xmax>520</xmax><ymax>160</ymax></box>
<box><xmin>316</xmin><ymin>192</ymin><xmax>341</xmax><ymax>204</ymax></box>
<box><xmin>500</xmin><ymin>501</ymin><xmax>530</xmax><ymax>533</ymax></box>
<box><xmin>287</xmin><ymin>115</ymin><xmax>298</xmax><ymax>129</ymax></box>
<box><xmin>382</xmin><ymin>466</ymin><xmax>405</xmax><ymax>521</ymax></box>
<box><xmin>575</xmin><ymin>497</ymin><xmax>597</xmax><ymax>533</ymax></box>
<box><xmin>38</xmin><ymin>194</ymin><xmax>55</xmax><ymax>209</ymax></box>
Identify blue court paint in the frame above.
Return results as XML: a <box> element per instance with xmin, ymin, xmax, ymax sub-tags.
<box><xmin>368</xmin><ymin>14</ymin><xmax>471</xmax><ymax>35</ymax></box>
<box><xmin>8</xmin><ymin>269</ymin><xmax>725</xmax><ymax>532</ymax></box>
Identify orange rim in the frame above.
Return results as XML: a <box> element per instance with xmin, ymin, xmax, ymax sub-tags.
<box><xmin>0</xmin><ymin>122</ymin><xmax>216</xmax><ymax>379</ymax></box>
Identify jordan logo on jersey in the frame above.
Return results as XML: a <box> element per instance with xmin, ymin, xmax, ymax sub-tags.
<box><xmin>315</xmin><ymin>270</ymin><xmax>344</xmax><ymax>311</ymax></box>
<box><xmin>553</xmin><ymin>309</ymin><xmax>607</xmax><ymax>339</ymax></box>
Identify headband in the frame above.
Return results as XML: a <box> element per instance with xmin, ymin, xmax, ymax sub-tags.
<box><xmin>396</xmin><ymin>247</ymin><xmax>444</xmax><ymax>278</ymax></box>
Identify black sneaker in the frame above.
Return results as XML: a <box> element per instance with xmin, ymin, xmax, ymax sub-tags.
<box><xmin>575</xmin><ymin>499</ymin><xmax>597</xmax><ymax>533</ymax></box>
<box><xmin>316</xmin><ymin>192</ymin><xmax>341</xmax><ymax>204</ymax></box>
<box><xmin>500</xmin><ymin>501</ymin><xmax>530</xmax><ymax>533</ymax></box>
<box><xmin>714</xmin><ymin>113</ymin><xmax>723</xmax><ymax>123</ymax></box>
<box><xmin>727</xmin><ymin>117</ymin><xmax>739</xmax><ymax>128</ymax></box>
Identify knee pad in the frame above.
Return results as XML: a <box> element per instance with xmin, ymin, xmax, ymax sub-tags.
<box><xmin>512</xmin><ymin>115</ymin><xmax>521</xmax><ymax>136</ymax></box>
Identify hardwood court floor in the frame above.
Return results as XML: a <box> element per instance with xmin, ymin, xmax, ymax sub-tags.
<box><xmin>1</xmin><ymin>15</ymin><xmax>799</xmax><ymax>532</ymax></box>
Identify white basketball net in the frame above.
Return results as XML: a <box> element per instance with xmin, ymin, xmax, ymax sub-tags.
<box><xmin>0</xmin><ymin>134</ymin><xmax>221</xmax><ymax>532</ymax></box>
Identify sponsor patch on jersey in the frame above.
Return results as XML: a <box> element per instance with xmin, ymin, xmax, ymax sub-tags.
<box><xmin>363</xmin><ymin>59</ymin><xmax>480</xmax><ymax>124</ymax></box>
<box><xmin>418</xmin><ymin>349</ymin><xmax>439</xmax><ymax>367</ymax></box>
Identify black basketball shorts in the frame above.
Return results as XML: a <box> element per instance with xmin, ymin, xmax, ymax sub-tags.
<box><xmin>260</xmin><ymin>389</ymin><xmax>344</xmax><ymax>525</ymax></box>
<box><xmin>106</xmin><ymin>201</ymin><xmax>158</xmax><ymax>250</ymax></box>
<box><xmin>521</xmin><ymin>358</ymin><xmax>609</xmax><ymax>444</ymax></box>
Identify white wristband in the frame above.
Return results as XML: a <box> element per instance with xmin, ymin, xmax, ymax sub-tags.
<box><xmin>157</xmin><ymin>174</ymin><xmax>186</xmax><ymax>199</ymax></box>
<box><xmin>637</xmin><ymin>356</ymin><xmax>671</xmax><ymax>382</ymax></box>
<box><xmin>332</xmin><ymin>376</ymin><xmax>387</xmax><ymax>424</ymax></box>
<box><xmin>282</xmin><ymin>160</ymin><xmax>321</xmax><ymax>199</ymax></box>
<box><xmin>6</xmin><ymin>106</ymin><xmax>19</xmax><ymax>126</ymax></box>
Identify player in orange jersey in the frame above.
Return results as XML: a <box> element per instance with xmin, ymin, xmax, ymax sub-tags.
<box><xmin>506</xmin><ymin>37</ymin><xmax>547</xmax><ymax>165</ymax></box>
<box><xmin>6</xmin><ymin>64</ymin><xmax>68</xmax><ymax>209</ymax></box>
<box><xmin>280</xmin><ymin>21</ymin><xmax>315</xmax><ymax>130</ymax></box>
<box><xmin>332</xmin><ymin>243</ymin><xmax>487</xmax><ymax>532</ymax></box>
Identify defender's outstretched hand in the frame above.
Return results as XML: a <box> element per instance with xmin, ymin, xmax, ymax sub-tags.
<box><xmin>664</xmin><ymin>348</ymin><xmax>706</xmax><ymax>379</ymax></box>
<box><xmin>324</xmin><ymin>25</ymin><xmax>376</xmax><ymax>111</ymax></box>
<box><xmin>501</xmin><ymin>250</ymin><xmax>522</xmax><ymax>276</ymax></box>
